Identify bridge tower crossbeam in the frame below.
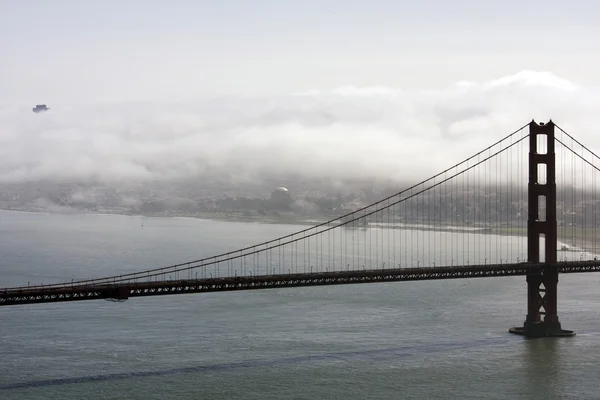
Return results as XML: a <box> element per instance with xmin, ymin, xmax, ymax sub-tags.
<box><xmin>509</xmin><ymin>120</ymin><xmax>574</xmax><ymax>338</ymax></box>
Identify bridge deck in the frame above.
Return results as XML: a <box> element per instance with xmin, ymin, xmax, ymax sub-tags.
<box><xmin>3</xmin><ymin>261</ymin><xmax>600</xmax><ymax>307</ymax></box>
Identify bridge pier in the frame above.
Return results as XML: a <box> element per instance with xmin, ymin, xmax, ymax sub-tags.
<box><xmin>509</xmin><ymin>120</ymin><xmax>574</xmax><ymax>338</ymax></box>
<box><xmin>509</xmin><ymin>267</ymin><xmax>573</xmax><ymax>337</ymax></box>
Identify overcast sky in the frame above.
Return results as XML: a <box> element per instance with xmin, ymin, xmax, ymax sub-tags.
<box><xmin>0</xmin><ymin>1</ymin><xmax>599</xmax><ymax>186</ymax></box>
<box><xmin>1</xmin><ymin>0</ymin><xmax>599</xmax><ymax>105</ymax></box>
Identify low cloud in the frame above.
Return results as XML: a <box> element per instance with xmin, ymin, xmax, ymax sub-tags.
<box><xmin>1</xmin><ymin>70</ymin><xmax>598</xmax><ymax>188</ymax></box>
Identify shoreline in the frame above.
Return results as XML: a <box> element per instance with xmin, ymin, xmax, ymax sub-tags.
<box><xmin>1</xmin><ymin>207</ymin><xmax>598</xmax><ymax>255</ymax></box>
<box><xmin>0</xmin><ymin>206</ymin><xmax>514</xmax><ymax>232</ymax></box>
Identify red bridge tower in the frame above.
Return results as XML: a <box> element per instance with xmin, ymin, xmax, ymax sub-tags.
<box><xmin>510</xmin><ymin>120</ymin><xmax>574</xmax><ymax>337</ymax></box>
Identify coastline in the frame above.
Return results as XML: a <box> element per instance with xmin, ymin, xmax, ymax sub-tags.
<box><xmin>1</xmin><ymin>207</ymin><xmax>598</xmax><ymax>256</ymax></box>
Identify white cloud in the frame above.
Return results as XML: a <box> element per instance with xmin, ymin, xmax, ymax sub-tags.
<box><xmin>0</xmin><ymin>71</ymin><xmax>598</xmax><ymax>187</ymax></box>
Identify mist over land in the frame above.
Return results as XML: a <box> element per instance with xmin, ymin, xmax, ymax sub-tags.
<box><xmin>1</xmin><ymin>71</ymin><xmax>599</xmax><ymax>222</ymax></box>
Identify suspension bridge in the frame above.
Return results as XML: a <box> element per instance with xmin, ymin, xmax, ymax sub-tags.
<box><xmin>3</xmin><ymin>120</ymin><xmax>600</xmax><ymax>337</ymax></box>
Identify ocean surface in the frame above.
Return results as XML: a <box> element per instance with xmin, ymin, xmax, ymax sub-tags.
<box><xmin>2</xmin><ymin>210</ymin><xmax>600</xmax><ymax>399</ymax></box>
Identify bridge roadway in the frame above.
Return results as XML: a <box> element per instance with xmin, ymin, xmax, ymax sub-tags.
<box><xmin>2</xmin><ymin>261</ymin><xmax>600</xmax><ymax>306</ymax></box>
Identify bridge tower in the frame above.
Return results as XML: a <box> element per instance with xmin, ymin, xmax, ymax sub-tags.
<box><xmin>509</xmin><ymin>120</ymin><xmax>574</xmax><ymax>337</ymax></box>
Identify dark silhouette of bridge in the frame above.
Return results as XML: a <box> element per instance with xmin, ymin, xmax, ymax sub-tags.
<box><xmin>3</xmin><ymin>120</ymin><xmax>600</xmax><ymax>338</ymax></box>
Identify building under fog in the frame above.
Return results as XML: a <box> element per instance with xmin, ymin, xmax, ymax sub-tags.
<box><xmin>270</xmin><ymin>187</ymin><xmax>292</xmax><ymax>210</ymax></box>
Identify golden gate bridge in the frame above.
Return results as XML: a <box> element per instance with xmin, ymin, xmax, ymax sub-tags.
<box><xmin>3</xmin><ymin>120</ymin><xmax>600</xmax><ymax>338</ymax></box>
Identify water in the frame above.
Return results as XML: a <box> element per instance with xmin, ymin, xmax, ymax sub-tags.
<box><xmin>2</xmin><ymin>210</ymin><xmax>600</xmax><ymax>399</ymax></box>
